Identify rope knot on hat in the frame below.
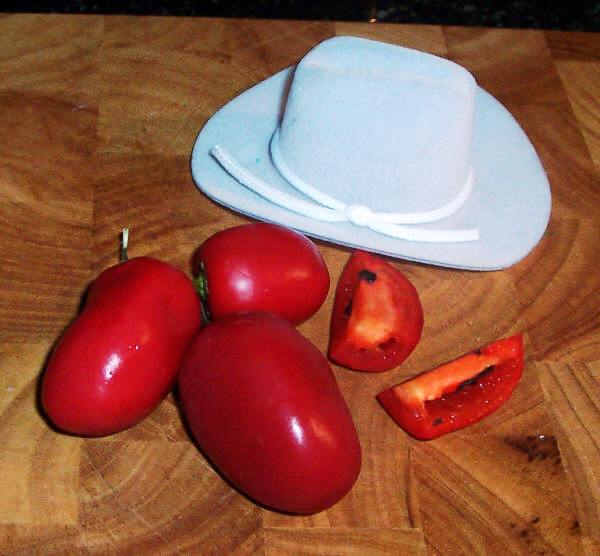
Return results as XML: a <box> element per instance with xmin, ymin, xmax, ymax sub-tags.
<box><xmin>345</xmin><ymin>204</ymin><xmax>373</xmax><ymax>227</ymax></box>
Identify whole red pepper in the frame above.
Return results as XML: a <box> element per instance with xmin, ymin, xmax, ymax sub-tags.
<box><xmin>192</xmin><ymin>223</ymin><xmax>330</xmax><ymax>325</ymax></box>
<box><xmin>179</xmin><ymin>311</ymin><xmax>361</xmax><ymax>514</ymax></box>
<box><xmin>42</xmin><ymin>230</ymin><xmax>202</xmax><ymax>437</ymax></box>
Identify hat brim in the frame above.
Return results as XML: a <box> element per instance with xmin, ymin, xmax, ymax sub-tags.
<box><xmin>191</xmin><ymin>66</ymin><xmax>551</xmax><ymax>271</ymax></box>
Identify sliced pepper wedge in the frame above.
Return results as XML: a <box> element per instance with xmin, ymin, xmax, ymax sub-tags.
<box><xmin>377</xmin><ymin>334</ymin><xmax>524</xmax><ymax>440</ymax></box>
<box><xmin>328</xmin><ymin>251</ymin><xmax>424</xmax><ymax>372</ymax></box>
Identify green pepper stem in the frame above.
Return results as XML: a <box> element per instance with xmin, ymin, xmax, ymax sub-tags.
<box><xmin>193</xmin><ymin>264</ymin><xmax>211</xmax><ymax>324</ymax></box>
<box><xmin>193</xmin><ymin>273</ymin><xmax>208</xmax><ymax>302</ymax></box>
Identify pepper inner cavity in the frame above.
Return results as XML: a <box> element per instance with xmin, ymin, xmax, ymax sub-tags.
<box><xmin>456</xmin><ymin>365</ymin><xmax>496</xmax><ymax>392</ymax></box>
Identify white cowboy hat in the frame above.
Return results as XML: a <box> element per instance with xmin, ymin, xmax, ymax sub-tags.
<box><xmin>191</xmin><ymin>36</ymin><xmax>551</xmax><ymax>270</ymax></box>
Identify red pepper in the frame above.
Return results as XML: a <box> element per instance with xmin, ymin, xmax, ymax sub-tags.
<box><xmin>328</xmin><ymin>251</ymin><xmax>423</xmax><ymax>372</ymax></box>
<box><xmin>377</xmin><ymin>334</ymin><xmax>524</xmax><ymax>440</ymax></box>
<box><xmin>42</xmin><ymin>231</ymin><xmax>202</xmax><ymax>437</ymax></box>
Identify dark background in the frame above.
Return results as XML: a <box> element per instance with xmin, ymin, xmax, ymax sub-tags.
<box><xmin>1</xmin><ymin>1</ymin><xmax>599</xmax><ymax>31</ymax></box>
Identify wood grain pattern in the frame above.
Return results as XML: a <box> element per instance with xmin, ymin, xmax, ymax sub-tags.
<box><xmin>538</xmin><ymin>361</ymin><xmax>600</xmax><ymax>555</ymax></box>
<box><xmin>263</xmin><ymin>527</ymin><xmax>426</xmax><ymax>555</ymax></box>
<box><xmin>1</xmin><ymin>13</ymin><xmax>599</xmax><ymax>555</ymax></box>
<box><xmin>555</xmin><ymin>60</ymin><xmax>600</xmax><ymax>171</ymax></box>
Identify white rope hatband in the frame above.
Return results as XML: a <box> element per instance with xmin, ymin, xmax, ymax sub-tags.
<box><xmin>210</xmin><ymin>134</ymin><xmax>479</xmax><ymax>243</ymax></box>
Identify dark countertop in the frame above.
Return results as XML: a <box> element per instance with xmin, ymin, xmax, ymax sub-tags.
<box><xmin>1</xmin><ymin>1</ymin><xmax>599</xmax><ymax>32</ymax></box>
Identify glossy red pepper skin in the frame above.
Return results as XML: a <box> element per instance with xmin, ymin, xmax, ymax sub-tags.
<box><xmin>328</xmin><ymin>251</ymin><xmax>424</xmax><ymax>372</ymax></box>
<box><xmin>193</xmin><ymin>223</ymin><xmax>330</xmax><ymax>325</ymax></box>
<box><xmin>377</xmin><ymin>334</ymin><xmax>524</xmax><ymax>440</ymax></box>
<box><xmin>42</xmin><ymin>257</ymin><xmax>202</xmax><ymax>437</ymax></box>
<box><xmin>178</xmin><ymin>312</ymin><xmax>361</xmax><ymax>515</ymax></box>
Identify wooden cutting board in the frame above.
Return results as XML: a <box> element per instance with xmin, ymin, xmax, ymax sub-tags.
<box><xmin>1</xmin><ymin>13</ymin><xmax>599</xmax><ymax>555</ymax></box>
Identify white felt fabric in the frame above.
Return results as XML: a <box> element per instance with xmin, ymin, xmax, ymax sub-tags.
<box><xmin>190</xmin><ymin>36</ymin><xmax>552</xmax><ymax>270</ymax></box>
<box><xmin>276</xmin><ymin>37</ymin><xmax>476</xmax><ymax>214</ymax></box>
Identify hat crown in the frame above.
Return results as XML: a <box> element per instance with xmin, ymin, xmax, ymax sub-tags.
<box><xmin>274</xmin><ymin>37</ymin><xmax>477</xmax><ymax>214</ymax></box>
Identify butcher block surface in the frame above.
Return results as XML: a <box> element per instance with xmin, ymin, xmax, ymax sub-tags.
<box><xmin>1</xmin><ymin>13</ymin><xmax>599</xmax><ymax>555</ymax></box>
